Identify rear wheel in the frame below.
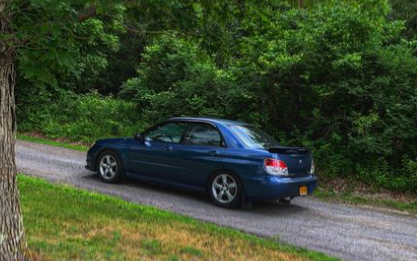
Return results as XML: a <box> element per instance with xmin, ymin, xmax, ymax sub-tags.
<box><xmin>279</xmin><ymin>198</ymin><xmax>292</xmax><ymax>205</ymax></box>
<box><xmin>208</xmin><ymin>172</ymin><xmax>242</xmax><ymax>208</ymax></box>
<box><xmin>97</xmin><ymin>150</ymin><xmax>122</xmax><ymax>183</ymax></box>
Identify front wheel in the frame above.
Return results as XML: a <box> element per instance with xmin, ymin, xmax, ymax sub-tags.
<box><xmin>208</xmin><ymin>172</ymin><xmax>242</xmax><ymax>208</ymax></box>
<box><xmin>97</xmin><ymin>150</ymin><xmax>122</xmax><ymax>183</ymax></box>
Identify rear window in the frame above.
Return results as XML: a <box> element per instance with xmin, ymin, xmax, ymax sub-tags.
<box><xmin>231</xmin><ymin>125</ymin><xmax>279</xmax><ymax>149</ymax></box>
<box><xmin>184</xmin><ymin>123</ymin><xmax>222</xmax><ymax>146</ymax></box>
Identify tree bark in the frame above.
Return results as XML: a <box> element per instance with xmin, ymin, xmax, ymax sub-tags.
<box><xmin>0</xmin><ymin>0</ymin><xmax>28</xmax><ymax>260</ymax></box>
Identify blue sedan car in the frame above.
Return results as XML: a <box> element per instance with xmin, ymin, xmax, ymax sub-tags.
<box><xmin>86</xmin><ymin>117</ymin><xmax>318</xmax><ymax>208</ymax></box>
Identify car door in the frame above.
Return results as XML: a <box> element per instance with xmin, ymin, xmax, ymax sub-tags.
<box><xmin>126</xmin><ymin>121</ymin><xmax>189</xmax><ymax>181</ymax></box>
<box><xmin>172</xmin><ymin>122</ymin><xmax>226</xmax><ymax>189</ymax></box>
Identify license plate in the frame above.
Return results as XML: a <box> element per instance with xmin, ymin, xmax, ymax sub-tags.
<box><xmin>299</xmin><ymin>186</ymin><xmax>308</xmax><ymax>196</ymax></box>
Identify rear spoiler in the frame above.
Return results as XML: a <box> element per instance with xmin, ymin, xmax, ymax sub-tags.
<box><xmin>267</xmin><ymin>146</ymin><xmax>311</xmax><ymax>154</ymax></box>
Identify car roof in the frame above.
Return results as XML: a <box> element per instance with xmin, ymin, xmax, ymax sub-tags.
<box><xmin>168</xmin><ymin>116</ymin><xmax>248</xmax><ymax>126</ymax></box>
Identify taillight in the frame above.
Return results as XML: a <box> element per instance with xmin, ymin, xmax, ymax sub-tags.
<box><xmin>310</xmin><ymin>159</ymin><xmax>315</xmax><ymax>174</ymax></box>
<box><xmin>264</xmin><ymin>158</ymin><xmax>289</xmax><ymax>176</ymax></box>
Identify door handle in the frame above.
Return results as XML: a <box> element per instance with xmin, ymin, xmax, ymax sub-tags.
<box><xmin>208</xmin><ymin>150</ymin><xmax>220</xmax><ymax>156</ymax></box>
<box><xmin>163</xmin><ymin>145</ymin><xmax>173</xmax><ymax>151</ymax></box>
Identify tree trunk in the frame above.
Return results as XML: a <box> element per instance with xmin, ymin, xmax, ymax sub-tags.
<box><xmin>0</xmin><ymin>0</ymin><xmax>28</xmax><ymax>260</ymax></box>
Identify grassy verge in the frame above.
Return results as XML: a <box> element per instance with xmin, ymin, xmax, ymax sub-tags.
<box><xmin>314</xmin><ymin>188</ymin><xmax>417</xmax><ymax>215</ymax></box>
<box><xmin>17</xmin><ymin>134</ymin><xmax>89</xmax><ymax>152</ymax></box>
<box><xmin>19</xmin><ymin>175</ymin><xmax>337</xmax><ymax>261</ymax></box>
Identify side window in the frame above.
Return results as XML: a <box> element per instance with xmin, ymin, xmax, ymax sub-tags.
<box><xmin>145</xmin><ymin>122</ymin><xmax>188</xmax><ymax>144</ymax></box>
<box><xmin>184</xmin><ymin>123</ymin><xmax>222</xmax><ymax>146</ymax></box>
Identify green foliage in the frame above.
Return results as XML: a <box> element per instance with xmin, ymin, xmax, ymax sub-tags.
<box><xmin>389</xmin><ymin>0</ymin><xmax>417</xmax><ymax>38</ymax></box>
<box><xmin>119</xmin><ymin>36</ymin><xmax>234</xmax><ymax>123</ymax></box>
<box><xmin>14</xmin><ymin>0</ymin><xmax>417</xmax><ymax>193</ymax></box>
<box><xmin>19</xmin><ymin>92</ymin><xmax>143</xmax><ymax>143</ymax></box>
<box><xmin>13</xmin><ymin>0</ymin><xmax>124</xmax><ymax>92</ymax></box>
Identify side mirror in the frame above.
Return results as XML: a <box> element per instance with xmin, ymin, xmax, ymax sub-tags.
<box><xmin>135</xmin><ymin>132</ymin><xmax>144</xmax><ymax>142</ymax></box>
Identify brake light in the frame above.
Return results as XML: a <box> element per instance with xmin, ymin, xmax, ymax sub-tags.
<box><xmin>310</xmin><ymin>159</ymin><xmax>315</xmax><ymax>174</ymax></box>
<box><xmin>264</xmin><ymin>158</ymin><xmax>289</xmax><ymax>176</ymax></box>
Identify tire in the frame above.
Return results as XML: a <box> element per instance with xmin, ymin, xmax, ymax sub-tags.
<box><xmin>97</xmin><ymin>150</ymin><xmax>123</xmax><ymax>183</ymax></box>
<box><xmin>278</xmin><ymin>198</ymin><xmax>292</xmax><ymax>205</ymax></box>
<box><xmin>208</xmin><ymin>171</ymin><xmax>242</xmax><ymax>208</ymax></box>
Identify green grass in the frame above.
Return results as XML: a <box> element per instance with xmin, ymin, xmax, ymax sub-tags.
<box><xmin>314</xmin><ymin>188</ymin><xmax>417</xmax><ymax>215</ymax></box>
<box><xmin>17</xmin><ymin>134</ymin><xmax>89</xmax><ymax>152</ymax></box>
<box><xmin>19</xmin><ymin>175</ymin><xmax>338</xmax><ymax>261</ymax></box>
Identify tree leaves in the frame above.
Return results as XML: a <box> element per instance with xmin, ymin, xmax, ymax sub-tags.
<box><xmin>12</xmin><ymin>0</ymin><xmax>124</xmax><ymax>91</ymax></box>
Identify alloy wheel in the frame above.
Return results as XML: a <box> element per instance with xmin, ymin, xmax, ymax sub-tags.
<box><xmin>99</xmin><ymin>155</ymin><xmax>118</xmax><ymax>180</ymax></box>
<box><xmin>211</xmin><ymin>174</ymin><xmax>238</xmax><ymax>204</ymax></box>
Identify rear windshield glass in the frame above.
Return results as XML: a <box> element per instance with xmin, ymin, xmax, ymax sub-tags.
<box><xmin>231</xmin><ymin>125</ymin><xmax>279</xmax><ymax>149</ymax></box>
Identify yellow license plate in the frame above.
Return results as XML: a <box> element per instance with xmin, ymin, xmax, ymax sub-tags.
<box><xmin>299</xmin><ymin>186</ymin><xmax>308</xmax><ymax>196</ymax></box>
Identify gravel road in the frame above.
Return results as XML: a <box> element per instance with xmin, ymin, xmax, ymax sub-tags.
<box><xmin>16</xmin><ymin>140</ymin><xmax>417</xmax><ymax>261</ymax></box>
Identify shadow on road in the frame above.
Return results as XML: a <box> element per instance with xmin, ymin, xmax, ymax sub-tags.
<box><xmin>81</xmin><ymin>172</ymin><xmax>309</xmax><ymax>216</ymax></box>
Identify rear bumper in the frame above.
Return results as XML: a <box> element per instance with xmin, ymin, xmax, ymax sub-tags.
<box><xmin>242</xmin><ymin>175</ymin><xmax>318</xmax><ymax>201</ymax></box>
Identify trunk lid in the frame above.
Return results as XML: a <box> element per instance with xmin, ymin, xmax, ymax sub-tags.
<box><xmin>268</xmin><ymin>146</ymin><xmax>312</xmax><ymax>177</ymax></box>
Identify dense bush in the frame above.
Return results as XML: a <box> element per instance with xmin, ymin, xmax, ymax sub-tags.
<box><xmin>119</xmin><ymin>36</ymin><xmax>235</xmax><ymax>121</ymax></box>
<box><xmin>18</xmin><ymin>92</ymin><xmax>143</xmax><ymax>143</ymax></box>
<box><xmin>230</xmin><ymin>1</ymin><xmax>417</xmax><ymax>191</ymax></box>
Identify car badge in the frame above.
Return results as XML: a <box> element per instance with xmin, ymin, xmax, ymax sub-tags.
<box><xmin>299</xmin><ymin>160</ymin><xmax>303</xmax><ymax>164</ymax></box>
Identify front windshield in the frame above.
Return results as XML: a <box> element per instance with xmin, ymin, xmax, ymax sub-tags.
<box><xmin>231</xmin><ymin>125</ymin><xmax>279</xmax><ymax>149</ymax></box>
